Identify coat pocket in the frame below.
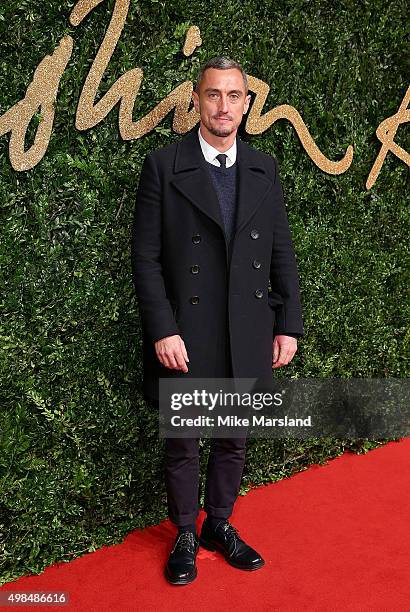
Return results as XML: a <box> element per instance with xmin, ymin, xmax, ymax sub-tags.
<box><xmin>170</xmin><ymin>300</ymin><xmax>179</xmax><ymax>322</ymax></box>
<box><xmin>267</xmin><ymin>291</ymin><xmax>284</xmax><ymax>310</ymax></box>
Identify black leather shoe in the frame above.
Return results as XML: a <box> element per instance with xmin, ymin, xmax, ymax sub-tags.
<box><xmin>199</xmin><ymin>518</ymin><xmax>265</xmax><ymax>570</ymax></box>
<box><xmin>165</xmin><ymin>531</ymin><xmax>199</xmax><ymax>585</ymax></box>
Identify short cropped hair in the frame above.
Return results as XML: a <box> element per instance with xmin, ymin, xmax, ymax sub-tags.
<box><xmin>194</xmin><ymin>56</ymin><xmax>248</xmax><ymax>95</ymax></box>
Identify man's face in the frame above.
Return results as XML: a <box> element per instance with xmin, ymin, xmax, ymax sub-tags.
<box><xmin>192</xmin><ymin>68</ymin><xmax>251</xmax><ymax>138</ymax></box>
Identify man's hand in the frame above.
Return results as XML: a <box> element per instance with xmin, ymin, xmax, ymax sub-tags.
<box><xmin>154</xmin><ymin>335</ymin><xmax>189</xmax><ymax>373</ymax></box>
<box><xmin>272</xmin><ymin>335</ymin><xmax>297</xmax><ymax>369</ymax></box>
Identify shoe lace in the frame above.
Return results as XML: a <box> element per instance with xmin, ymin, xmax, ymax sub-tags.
<box><xmin>219</xmin><ymin>521</ymin><xmax>241</xmax><ymax>543</ymax></box>
<box><xmin>172</xmin><ymin>531</ymin><xmax>196</xmax><ymax>554</ymax></box>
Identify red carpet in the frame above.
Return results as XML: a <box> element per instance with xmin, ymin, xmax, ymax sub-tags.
<box><xmin>2</xmin><ymin>438</ymin><xmax>410</xmax><ymax>611</ymax></box>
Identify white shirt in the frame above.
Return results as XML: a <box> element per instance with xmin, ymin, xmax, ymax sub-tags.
<box><xmin>197</xmin><ymin>127</ymin><xmax>237</xmax><ymax>168</ymax></box>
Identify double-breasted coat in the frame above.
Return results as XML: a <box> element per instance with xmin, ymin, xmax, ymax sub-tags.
<box><xmin>131</xmin><ymin>128</ymin><xmax>303</xmax><ymax>402</ymax></box>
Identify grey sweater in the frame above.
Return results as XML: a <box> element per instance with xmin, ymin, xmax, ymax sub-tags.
<box><xmin>205</xmin><ymin>161</ymin><xmax>238</xmax><ymax>245</ymax></box>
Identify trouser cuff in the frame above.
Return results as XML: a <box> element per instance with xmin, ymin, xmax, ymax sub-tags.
<box><xmin>203</xmin><ymin>503</ymin><xmax>233</xmax><ymax>518</ymax></box>
<box><xmin>169</xmin><ymin>509</ymin><xmax>199</xmax><ymax>527</ymax></box>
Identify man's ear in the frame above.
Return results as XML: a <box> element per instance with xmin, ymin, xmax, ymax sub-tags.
<box><xmin>244</xmin><ymin>94</ymin><xmax>251</xmax><ymax>114</ymax></box>
<box><xmin>192</xmin><ymin>91</ymin><xmax>199</xmax><ymax>113</ymax></box>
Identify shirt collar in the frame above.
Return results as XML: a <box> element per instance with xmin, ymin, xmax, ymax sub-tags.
<box><xmin>197</xmin><ymin>126</ymin><xmax>237</xmax><ymax>167</ymax></box>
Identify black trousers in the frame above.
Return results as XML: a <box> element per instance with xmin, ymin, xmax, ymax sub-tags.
<box><xmin>149</xmin><ymin>331</ymin><xmax>248</xmax><ymax>526</ymax></box>
<box><xmin>163</xmin><ymin>434</ymin><xmax>247</xmax><ymax>526</ymax></box>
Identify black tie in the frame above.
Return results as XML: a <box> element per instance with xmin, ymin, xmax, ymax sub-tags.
<box><xmin>215</xmin><ymin>153</ymin><xmax>227</xmax><ymax>168</ymax></box>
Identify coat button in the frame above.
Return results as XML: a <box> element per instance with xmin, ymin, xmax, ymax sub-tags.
<box><xmin>192</xmin><ymin>233</ymin><xmax>201</xmax><ymax>244</ymax></box>
<box><xmin>190</xmin><ymin>296</ymin><xmax>200</xmax><ymax>304</ymax></box>
<box><xmin>190</xmin><ymin>264</ymin><xmax>200</xmax><ymax>274</ymax></box>
<box><xmin>250</xmin><ymin>229</ymin><xmax>260</xmax><ymax>239</ymax></box>
<box><xmin>252</xmin><ymin>259</ymin><xmax>261</xmax><ymax>269</ymax></box>
<box><xmin>254</xmin><ymin>289</ymin><xmax>263</xmax><ymax>298</ymax></box>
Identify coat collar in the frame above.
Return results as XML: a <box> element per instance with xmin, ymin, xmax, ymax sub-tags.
<box><xmin>170</xmin><ymin>128</ymin><xmax>273</xmax><ymax>238</ymax></box>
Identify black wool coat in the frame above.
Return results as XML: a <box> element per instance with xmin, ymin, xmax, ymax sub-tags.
<box><xmin>131</xmin><ymin>129</ymin><xmax>303</xmax><ymax>402</ymax></box>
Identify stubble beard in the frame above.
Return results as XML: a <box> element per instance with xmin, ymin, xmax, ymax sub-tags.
<box><xmin>203</xmin><ymin>116</ymin><xmax>236</xmax><ymax>138</ymax></box>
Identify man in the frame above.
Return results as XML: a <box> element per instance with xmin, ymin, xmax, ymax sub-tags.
<box><xmin>131</xmin><ymin>57</ymin><xmax>303</xmax><ymax>585</ymax></box>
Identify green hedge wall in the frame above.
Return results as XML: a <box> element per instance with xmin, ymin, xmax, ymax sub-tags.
<box><xmin>0</xmin><ymin>0</ymin><xmax>408</xmax><ymax>584</ymax></box>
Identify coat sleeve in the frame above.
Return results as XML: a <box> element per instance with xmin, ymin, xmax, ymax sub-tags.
<box><xmin>269</xmin><ymin>157</ymin><xmax>304</xmax><ymax>337</ymax></box>
<box><xmin>131</xmin><ymin>153</ymin><xmax>180</xmax><ymax>343</ymax></box>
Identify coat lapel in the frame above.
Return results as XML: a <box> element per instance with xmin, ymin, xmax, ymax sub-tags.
<box><xmin>170</xmin><ymin>128</ymin><xmax>273</xmax><ymax>239</ymax></box>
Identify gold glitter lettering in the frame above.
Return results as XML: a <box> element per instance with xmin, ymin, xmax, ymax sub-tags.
<box><xmin>71</xmin><ymin>0</ymin><xmax>199</xmax><ymax>137</ymax></box>
<box><xmin>0</xmin><ymin>36</ymin><xmax>73</xmax><ymax>171</ymax></box>
<box><xmin>0</xmin><ymin>0</ymin><xmax>407</xmax><ymax>188</ymax></box>
<box><xmin>366</xmin><ymin>84</ymin><xmax>410</xmax><ymax>189</ymax></box>
<box><xmin>246</xmin><ymin>75</ymin><xmax>353</xmax><ymax>174</ymax></box>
